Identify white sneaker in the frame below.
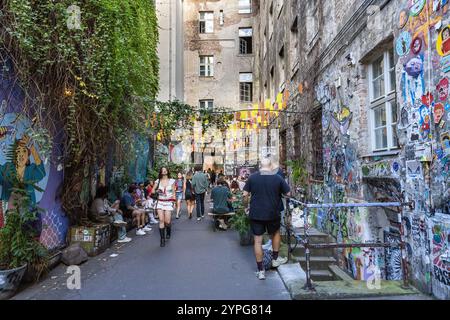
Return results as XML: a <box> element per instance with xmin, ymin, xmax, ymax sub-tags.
<box><xmin>113</xmin><ymin>220</ymin><xmax>127</xmax><ymax>227</ymax></box>
<box><xmin>149</xmin><ymin>218</ymin><xmax>158</xmax><ymax>225</ymax></box>
<box><xmin>136</xmin><ymin>229</ymin><xmax>146</xmax><ymax>236</ymax></box>
<box><xmin>117</xmin><ymin>237</ymin><xmax>132</xmax><ymax>243</ymax></box>
<box><xmin>143</xmin><ymin>226</ymin><xmax>152</xmax><ymax>232</ymax></box>
<box><xmin>272</xmin><ymin>256</ymin><xmax>288</xmax><ymax>268</ymax></box>
<box><xmin>197</xmin><ymin>217</ymin><xmax>202</xmax><ymax>221</ymax></box>
<box><xmin>256</xmin><ymin>270</ymin><xmax>266</xmax><ymax>280</ymax></box>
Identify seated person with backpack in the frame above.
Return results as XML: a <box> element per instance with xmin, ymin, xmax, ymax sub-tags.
<box><xmin>90</xmin><ymin>186</ymin><xmax>132</xmax><ymax>243</ymax></box>
<box><xmin>210</xmin><ymin>178</ymin><xmax>234</xmax><ymax>230</ymax></box>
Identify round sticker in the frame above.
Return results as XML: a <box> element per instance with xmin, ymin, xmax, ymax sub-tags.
<box><xmin>411</xmin><ymin>36</ymin><xmax>422</xmax><ymax>54</ymax></box>
<box><xmin>437</xmin><ymin>25</ymin><xmax>450</xmax><ymax>57</ymax></box>
<box><xmin>396</xmin><ymin>31</ymin><xmax>412</xmax><ymax>56</ymax></box>
<box><xmin>410</xmin><ymin>0</ymin><xmax>426</xmax><ymax>16</ymax></box>
<box><xmin>398</xmin><ymin>9</ymin><xmax>409</xmax><ymax>29</ymax></box>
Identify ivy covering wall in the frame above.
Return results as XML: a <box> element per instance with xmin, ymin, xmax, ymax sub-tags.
<box><xmin>0</xmin><ymin>0</ymin><xmax>160</xmax><ymax>224</ymax></box>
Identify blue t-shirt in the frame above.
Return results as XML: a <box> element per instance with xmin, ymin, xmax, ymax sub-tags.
<box><xmin>120</xmin><ymin>192</ymin><xmax>135</xmax><ymax>211</ymax></box>
<box><xmin>243</xmin><ymin>171</ymin><xmax>290</xmax><ymax>221</ymax></box>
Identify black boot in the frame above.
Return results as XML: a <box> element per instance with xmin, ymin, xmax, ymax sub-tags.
<box><xmin>159</xmin><ymin>228</ymin><xmax>166</xmax><ymax>247</ymax></box>
<box><xmin>166</xmin><ymin>224</ymin><xmax>171</xmax><ymax>240</ymax></box>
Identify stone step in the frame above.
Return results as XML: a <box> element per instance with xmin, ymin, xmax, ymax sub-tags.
<box><xmin>310</xmin><ymin>269</ymin><xmax>335</xmax><ymax>281</ymax></box>
<box><xmin>292</xmin><ymin>255</ymin><xmax>337</xmax><ymax>270</ymax></box>
<box><xmin>328</xmin><ymin>264</ymin><xmax>354</xmax><ymax>282</ymax></box>
<box><xmin>291</xmin><ymin>245</ymin><xmax>335</xmax><ymax>258</ymax></box>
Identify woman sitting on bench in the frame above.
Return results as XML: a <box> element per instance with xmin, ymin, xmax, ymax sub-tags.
<box><xmin>210</xmin><ymin>178</ymin><xmax>233</xmax><ymax>230</ymax></box>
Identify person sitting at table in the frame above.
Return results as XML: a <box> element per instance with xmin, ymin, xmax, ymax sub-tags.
<box><xmin>211</xmin><ymin>178</ymin><xmax>233</xmax><ymax>230</ymax></box>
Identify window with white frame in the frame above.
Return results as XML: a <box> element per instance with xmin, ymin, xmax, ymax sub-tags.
<box><xmin>199</xmin><ymin>11</ymin><xmax>214</xmax><ymax>34</ymax></box>
<box><xmin>239</xmin><ymin>28</ymin><xmax>253</xmax><ymax>54</ymax></box>
<box><xmin>199</xmin><ymin>99</ymin><xmax>214</xmax><ymax>110</ymax></box>
<box><xmin>199</xmin><ymin>55</ymin><xmax>214</xmax><ymax>76</ymax></box>
<box><xmin>239</xmin><ymin>72</ymin><xmax>253</xmax><ymax>102</ymax></box>
<box><xmin>238</xmin><ymin>0</ymin><xmax>252</xmax><ymax>14</ymax></box>
<box><xmin>369</xmin><ymin>49</ymin><xmax>398</xmax><ymax>152</ymax></box>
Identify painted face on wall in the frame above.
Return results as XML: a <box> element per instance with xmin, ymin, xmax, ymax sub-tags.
<box><xmin>436</xmin><ymin>78</ymin><xmax>449</xmax><ymax>101</ymax></box>
<box><xmin>411</xmin><ymin>37</ymin><xmax>422</xmax><ymax>54</ymax></box>
<box><xmin>405</xmin><ymin>56</ymin><xmax>423</xmax><ymax>78</ymax></box>
<box><xmin>15</xmin><ymin>144</ymin><xmax>29</xmax><ymax>169</ymax></box>
<box><xmin>434</xmin><ymin>103</ymin><xmax>445</xmax><ymax>123</ymax></box>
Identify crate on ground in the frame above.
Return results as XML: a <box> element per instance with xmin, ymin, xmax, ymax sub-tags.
<box><xmin>69</xmin><ymin>222</ymin><xmax>111</xmax><ymax>257</ymax></box>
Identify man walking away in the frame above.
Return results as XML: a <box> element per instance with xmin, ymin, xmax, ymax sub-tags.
<box><xmin>192</xmin><ymin>165</ymin><xmax>209</xmax><ymax>221</ymax></box>
<box><xmin>243</xmin><ymin>156</ymin><xmax>291</xmax><ymax>280</ymax></box>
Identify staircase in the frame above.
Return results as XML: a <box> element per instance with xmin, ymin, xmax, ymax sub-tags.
<box><xmin>288</xmin><ymin>228</ymin><xmax>348</xmax><ymax>282</ymax></box>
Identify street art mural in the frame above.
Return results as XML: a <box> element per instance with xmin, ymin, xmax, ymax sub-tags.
<box><xmin>0</xmin><ymin>57</ymin><xmax>68</xmax><ymax>250</ymax></box>
<box><xmin>306</xmin><ymin>1</ymin><xmax>449</xmax><ymax>295</ymax></box>
<box><xmin>394</xmin><ymin>0</ymin><xmax>450</xmax><ymax>297</ymax></box>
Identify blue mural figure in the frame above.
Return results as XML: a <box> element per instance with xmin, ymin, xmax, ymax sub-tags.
<box><xmin>0</xmin><ymin>134</ymin><xmax>46</xmax><ymax>209</ymax></box>
<box><xmin>402</xmin><ymin>55</ymin><xmax>425</xmax><ymax>106</ymax></box>
<box><xmin>418</xmin><ymin>105</ymin><xmax>431</xmax><ymax>140</ymax></box>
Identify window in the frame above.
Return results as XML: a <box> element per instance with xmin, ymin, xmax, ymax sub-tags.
<box><xmin>238</xmin><ymin>0</ymin><xmax>252</xmax><ymax>14</ymax></box>
<box><xmin>279</xmin><ymin>131</ymin><xmax>287</xmax><ymax>168</ymax></box>
<box><xmin>199</xmin><ymin>99</ymin><xmax>214</xmax><ymax>110</ymax></box>
<box><xmin>199</xmin><ymin>11</ymin><xmax>214</xmax><ymax>34</ymax></box>
<box><xmin>239</xmin><ymin>28</ymin><xmax>253</xmax><ymax>54</ymax></box>
<box><xmin>219</xmin><ymin>10</ymin><xmax>224</xmax><ymax>26</ymax></box>
<box><xmin>311</xmin><ymin>108</ymin><xmax>323</xmax><ymax>180</ymax></box>
<box><xmin>369</xmin><ymin>49</ymin><xmax>398</xmax><ymax>151</ymax></box>
<box><xmin>290</xmin><ymin>16</ymin><xmax>299</xmax><ymax>71</ymax></box>
<box><xmin>306</xmin><ymin>4</ymin><xmax>318</xmax><ymax>47</ymax></box>
<box><xmin>239</xmin><ymin>73</ymin><xmax>253</xmax><ymax>102</ymax></box>
<box><xmin>199</xmin><ymin>55</ymin><xmax>214</xmax><ymax>76</ymax></box>
<box><xmin>293</xmin><ymin>123</ymin><xmax>301</xmax><ymax>156</ymax></box>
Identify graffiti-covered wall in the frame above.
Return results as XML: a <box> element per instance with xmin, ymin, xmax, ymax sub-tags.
<box><xmin>268</xmin><ymin>0</ymin><xmax>450</xmax><ymax>299</ymax></box>
<box><xmin>395</xmin><ymin>0</ymin><xmax>450</xmax><ymax>299</ymax></box>
<box><xmin>0</xmin><ymin>57</ymin><xmax>69</xmax><ymax>251</ymax></box>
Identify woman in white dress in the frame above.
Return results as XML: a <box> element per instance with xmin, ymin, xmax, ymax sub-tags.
<box><xmin>152</xmin><ymin>167</ymin><xmax>176</xmax><ymax>247</ymax></box>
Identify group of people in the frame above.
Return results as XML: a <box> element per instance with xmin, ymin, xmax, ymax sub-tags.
<box><xmin>90</xmin><ymin>157</ymin><xmax>290</xmax><ymax>280</ymax></box>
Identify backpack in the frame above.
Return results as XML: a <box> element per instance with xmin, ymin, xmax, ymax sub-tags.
<box><xmin>185</xmin><ymin>180</ymin><xmax>193</xmax><ymax>198</ymax></box>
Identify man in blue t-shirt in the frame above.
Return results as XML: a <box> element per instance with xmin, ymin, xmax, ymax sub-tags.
<box><xmin>243</xmin><ymin>157</ymin><xmax>291</xmax><ymax>280</ymax></box>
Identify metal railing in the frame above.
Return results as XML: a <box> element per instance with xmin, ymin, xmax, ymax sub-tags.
<box><xmin>283</xmin><ymin>196</ymin><xmax>414</xmax><ymax>291</ymax></box>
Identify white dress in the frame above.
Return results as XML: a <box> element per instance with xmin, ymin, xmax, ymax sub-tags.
<box><xmin>154</xmin><ymin>179</ymin><xmax>176</xmax><ymax>211</ymax></box>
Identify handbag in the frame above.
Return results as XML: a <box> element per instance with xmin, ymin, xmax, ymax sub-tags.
<box><xmin>150</xmin><ymin>180</ymin><xmax>160</xmax><ymax>201</ymax></box>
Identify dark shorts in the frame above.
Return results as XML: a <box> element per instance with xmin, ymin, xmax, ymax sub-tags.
<box><xmin>250</xmin><ymin>219</ymin><xmax>281</xmax><ymax>236</ymax></box>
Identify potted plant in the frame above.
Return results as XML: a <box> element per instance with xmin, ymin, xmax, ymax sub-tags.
<box><xmin>230</xmin><ymin>211</ymin><xmax>254</xmax><ymax>246</ymax></box>
<box><xmin>0</xmin><ymin>143</ymin><xmax>48</xmax><ymax>299</ymax></box>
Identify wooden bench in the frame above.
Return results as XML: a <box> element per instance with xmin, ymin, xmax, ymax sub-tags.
<box><xmin>208</xmin><ymin>212</ymin><xmax>236</xmax><ymax>232</ymax></box>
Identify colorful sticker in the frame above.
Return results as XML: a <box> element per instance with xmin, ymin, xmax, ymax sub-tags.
<box><xmin>411</xmin><ymin>36</ymin><xmax>423</xmax><ymax>54</ymax></box>
<box><xmin>399</xmin><ymin>9</ymin><xmax>409</xmax><ymax>29</ymax></box>
<box><xmin>397</xmin><ymin>31</ymin><xmax>412</xmax><ymax>56</ymax></box>
<box><xmin>404</xmin><ymin>55</ymin><xmax>423</xmax><ymax>77</ymax></box>
<box><xmin>434</xmin><ymin>103</ymin><xmax>445</xmax><ymax>123</ymax></box>
<box><xmin>436</xmin><ymin>78</ymin><xmax>449</xmax><ymax>100</ymax></box>
<box><xmin>440</xmin><ymin>56</ymin><xmax>450</xmax><ymax>72</ymax></box>
<box><xmin>410</xmin><ymin>0</ymin><xmax>426</xmax><ymax>16</ymax></box>
<box><xmin>436</xmin><ymin>25</ymin><xmax>450</xmax><ymax>56</ymax></box>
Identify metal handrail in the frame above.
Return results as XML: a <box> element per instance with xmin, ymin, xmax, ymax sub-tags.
<box><xmin>283</xmin><ymin>195</ymin><xmax>413</xmax><ymax>291</ymax></box>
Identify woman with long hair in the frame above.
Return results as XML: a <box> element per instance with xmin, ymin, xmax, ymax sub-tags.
<box><xmin>183</xmin><ymin>171</ymin><xmax>196</xmax><ymax>219</ymax></box>
<box><xmin>175</xmin><ymin>172</ymin><xmax>184</xmax><ymax>219</ymax></box>
<box><xmin>152</xmin><ymin>167</ymin><xmax>176</xmax><ymax>247</ymax></box>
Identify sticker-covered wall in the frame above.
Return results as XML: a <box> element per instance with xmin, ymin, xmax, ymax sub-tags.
<box><xmin>284</xmin><ymin>0</ymin><xmax>450</xmax><ymax>299</ymax></box>
<box><xmin>395</xmin><ymin>0</ymin><xmax>450</xmax><ymax>299</ymax></box>
<box><xmin>0</xmin><ymin>57</ymin><xmax>69</xmax><ymax>251</ymax></box>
